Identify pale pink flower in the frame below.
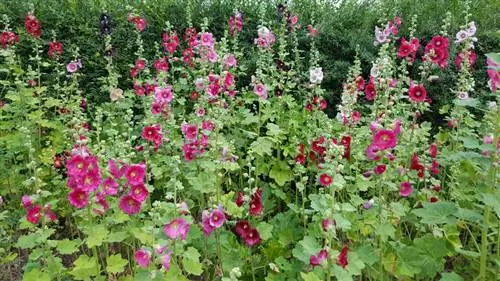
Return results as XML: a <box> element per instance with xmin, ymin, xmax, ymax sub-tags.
<box><xmin>163</xmin><ymin>218</ymin><xmax>190</xmax><ymax>240</ymax></box>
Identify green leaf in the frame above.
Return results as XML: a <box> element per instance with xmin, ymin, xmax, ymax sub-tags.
<box><xmin>376</xmin><ymin>221</ymin><xmax>395</xmax><ymax>242</ymax></box>
<box><xmin>481</xmin><ymin>191</ymin><xmax>500</xmax><ymax>218</ymax></box>
<box><xmin>256</xmin><ymin>221</ymin><xmax>274</xmax><ymax>241</ymax></box>
<box><xmin>266</xmin><ymin>123</ymin><xmax>285</xmax><ymax>137</ymax></box>
<box><xmin>292</xmin><ymin>236</ymin><xmax>321</xmax><ymax>264</ymax></box>
<box><xmin>269</xmin><ymin>161</ymin><xmax>293</xmax><ymax>186</ymax></box>
<box><xmin>16</xmin><ymin>229</ymin><xmax>55</xmax><ymax>249</ymax></box>
<box><xmin>70</xmin><ymin>255</ymin><xmax>99</xmax><ymax>280</ymax></box>
<box><xmin>84</xmin><ymin>225</ymin><xmax>108</xmax><ymax>248</ymax></box>
<box><xmin>56</xmin><ymin>239</ymin><xmax>80</xmax><ymax>254</ymax></box>
<box><xmin>250</xmin><ymin>137</ymin><xmax>274</xmax><ymax>156</ymax></box>
<box><xmin>107</xmin><ymin>231</ymin><xmax>130</xmax><ymax>243</ymax></box>
<box><xmin>130</xmin><ymin>228</ymin><xmax>155</xmax><ymax>245</ymax></box>
<box><xmin>440</xmin><ymin>272</ymin><xmax>464</xmax><ymax>281</ymax></box>
<box><xmin>413</xmin><ymin>202</ymin><xmax>458</xmax><ymax>224</ymax></box>
<box><xmin>183</xmin><ymin>247</ymin><xmax>203</xmax><ymax>276</ymax></box>
<box><xmin>23</xmin><ymin>269</ymin><xmax>50</xmax><ymax>281</ymax></box>
<box><xmin>106</xmin><ymin>254</ymin><xmax>128</xmax><ymax>274</ymax></box>
<box><xmin>300</xmin><ymin>272</ymin><xmax>322</xmax><ymax>281</ymax></box>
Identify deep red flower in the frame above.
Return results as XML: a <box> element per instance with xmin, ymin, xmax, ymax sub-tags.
<box><xmin>374</xmin><ymin>164</ymin><xmax>386</xmax><ymax>175</ymax></box>
<box><xmin>26</xmin><ymin>205</ymin><xmax>43</xmax><ymax>224</ymax></box>
<box><xmin>235</xmin><ymin>192</ymin><xmax>245</xmax><ymax>207</ymax></box>
<box><xmin>319</xmin><ymin>173</ymin><xmax>333</xmax><ymax>187</ymax></box>
<box><xmin>429</xmin><ymin>143</ymin><xmax>438</xmax><ymax>158</ymax></box>
<box><xmin>1</xmin><ymin>31</ymin><xmax>19</xmax><ymax>48</ymax></box>
<box><xmin>234</xmin><ymin>220</ymin><xmax>251</xmax><ymax>237</ymax></box>
<box><xmin>249</xmin><ymin>188</ymin><xmax>263</xmax><ymax>216</ymax></box>
<box><xmin>243</xmin><ymin>228</ymin><xmax>261</xmax><ymax>247</ymax></box>
<box><xmin>48</xmin><ymin>41</ymin><xmax>63</xmax><ymax>58</ymax></box>
<box><xmin>25</xmin><ymin>14</ymin><xmax>41</xmax><ymax>37</ymax></box>
<box><xmin>455</xmin><ymin>50</ymin><xmax>477</xmax><ymax>70</ymax></box>
<box><xmin>408</xmin><ymin>85</ymin><xmax>427</xmax><ymax>103</ymax></box>
<box><xmin>364</xmin><ymin>79</ymin><xmax>376</xmax><ymax>101</ymax></box>
<box><xmin>337</xmin><ymin>246</ymin><xmax>349</xmax><ymax>268</ymax></box>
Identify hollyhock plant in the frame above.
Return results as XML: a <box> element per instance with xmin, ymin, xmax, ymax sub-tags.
<box><xmin>455</xmin><ymin>50</ymin><xmax>477</xmax><ymax>69</ymax></box>
<box><xmin>399</xmin><ymin>182</ymin><xmax>413</xmax><ymax>197</ymax></box>
<box><xmin>254</xmin><ymin>83</ymin><xmax>268</xmax><ymax>100</ymax></box>
<box><xmin>249</xmin><ymin>188</ymin><xmax>263</xmax><ymax>216</ymax></box>
<box><xmin>337</xmin><ymin>246</ymin><xmax>349</xmax><ymax>268</ymax></box>
<box><xmin>130</xmin><ymin>184</ymin><xmax>149</xmax><ymax>202</ymax></box>
<box><xmin>119</xmin><ymin>195</ymin><xmax>142</xmax><ymax>215</ymax></box>
<box><xmin>201</xmin><ymin>210</ymin><xmax>215</xmax><ymax>237</ymax></box>
<box><xmin>424</xmin><ymin>36</ymin><xmax>449</xmax><ymax>68</ymax></box>
<box><xmin>1</xmin><ymin>31</ymin><xmax>20</xmax><ymax>48</ymax></box>
<box><xmin>48</xmin><ymin>41</ymin><xmax>63</xmax><ymax>58</ymax></box>
<box><xmin>161</xmin><ymin>251</ymin><xmax>173</xmax><ymax>271</ymax></box>
<box><xmin>26</xmin><ymin>205</ymin><xmax>43</xmax><ymax>224</ymax></box>
<box><xmin>125</xmin><ymin>163</ymin><xmax>146</xmax><ymax>186</ymax></box>
<box><xmin>135</xmin><ymin>249</ymin><xmax>151</xmax><ymax>268</ymax></box>
<box><xmin>68</xmin><ymin>189</ymin><xmax>89</xmax><ymax>208</ymax></box>
<box><xmin>244</xmin><ymin>228</ymin><xmax>261</xmax><ymax>247</ymax></box>
<box><xmin>25</xmin><ymin>14</ymin><xmax>41</xmax><ymax>37</ymax></box>
<box><xmin>21</xmin><ymin>195</ymin><xmax>33</xmax><ymax>208</ymax></box>
<box><xmin>319</xmin><ymin>173</ymin><xmax>333</xmax><ymax>187</ymax></box>
<box><xmin>372</xmin><ymin>129</ymin><xmax>397</xmax><ymax>150</ymax></box>
<box><xmin>408</xmin><ymin>84</ymin><xmax>427</xmax><ymax>103</ymax></box>
<box><xmin>310</xmin><ymin>249</ymin><xmax>328</xmax><ymax>267</ymax></box>
<box><xmin>364</xmin><ymin>78</ymin><xmax>376</xmax><ymax>101</ymax></box>
<box><xmin>163</xmin><ymin>218</ymin><xmax>190</xmax><ymax>240</ymax></box>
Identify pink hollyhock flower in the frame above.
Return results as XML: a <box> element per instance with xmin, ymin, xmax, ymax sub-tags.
<box><xmin>207</xmin><ymin>82</ymin><xmax>220</xmax><ymax>97</ymax></box>
<box><xmin>95</xmin><ymin>192</ymin><xmax>109</xmax><ymax>211</ymax></box>
<box><xmin>430</xmin><ymin>160</ymin><xmax>440</xmax><ymax>175</ymax></box>
<box><xmin>337</xmin><ymin>246</ymin><xmax>349</xmax><ymax>268</ymax></box>
<box><xmin>195</xmin><ymin>108</ymin><xmax>205</xmax><ymax>117</ymax></box>
<box><xmin>483</xmin><ymin>135</ymin><xmax>494</xmax><ymax>144</ymax></box>
<box><xmin>81</xmin><ymin>170</ymin><xmax>102</xmax><ymax>192</ymax></box>
<box><xmin>373</xmin><ymin>129</ymin><xmax>397</xmax><ymax>150</ymax></box>
<box><xmin>68</xmin><ymin>189</ymin><xmax>89</xmax><ymax>208</ymax></box>
<box><xmin>223</xmin><ymin>54</ymin><xmax>237</xmax><ymax>67</ymax></box>
<box><xmin>249</xmin><ymin>188</ymin><xmax>263</xmax><ymax>216</ymax></box>
<box><xmin>125</xmin><ymin>163</ymin><xmax>146</xmax><ymax>186</ymax></box>
<box><xmin>322</xmin><ymin>218</ymin><xmax>335</xmax><ymax>232</ymax></box>
<box><xmin>399</xmin><ymin>182</ymin><xmax>413</xmax><ymax>197</ymax></box>
<box><xmin>67</xmin><ymin>154</ymin><xmax>88</xmax><ymax>176</ymax></box>
<box><xmin>119</xmin><ymin>194</ymin><xmax>141</xmax><ymax>215</ymax></box>
<box><xmin>244</xmin><ymin>228</ymin><xmax>261</xmax><ymax>247</ymax></box>
<box><xmin>135</xmin><ymin>59</ymin><xmax>146</xmax><ymax>70</ymax></box>
<box><xmin>155</xmin><ymin>86</ymin><xmax>174</xmax><ymax>104</ymax></box>
<box><xmin>108</xmin><ymin>159</ymin><xmax>125</xmax><ymax>179</ymax></box>
<box><xmin>209</xmin><ymin>207</ymin><xmax>226</xmax><ymax>228</ymax></box>
<box><xmin>310</xmin><ymin>249</ymin><xmax>328</xmax><ymax>267</ymax></box>
<box><xmin>181</xmin><ymin>123</ymin><xmax>198</xmax><ymax>141</ymax></box>
<box><xmin>24</xmin><ymin>14</ymin><xmax>41</xmax><ymax>37</ymax></box>
<box><xmin>374</xmin><ymin>164</ymin><xmax>386</xmax><ymax>175</ymax></box>
<box><xmin>408</xmin><ymin>85</ymin><xmax>427</xmax><ymax>103</ymax></box>
<box><xmin>21</xmin><ymin>195</ymin><xmax>33</xmax><ymax>208</ymax></box>
<box><xmin>455</xmin><ymin>50</ymin><xmax>476</xmax><ymax>70</ymax></box>
<box><xmin>178</xmin><ymin>201</ymin><xmax>189</xmax><ymax>215</ymax></box>
<box><xmin>319</xmin><ymin>173</ymin><xmax>333</xmax><ymax>187</ymax></box>
<box><xmin>48</xmin><ymin>41</ymin><xmax>63</xmax><ymax>58</ymax></box>
<box><xmin>134</xmin><ymin>17</ymin><xmax>147</xmax><ymax>31</ymax></box>
<box><xmin>201</xmin><ymin>134</ymin><xmax>209</xmax><ymax>147</ymax></box>
<box><xmin>43</xmin><ymin>204</ymin><xmax>57</xmax><ymax>221</ymax></box>
<box><xmin>201</xmin><ymin>210</ymin><xmax>215</xmax><ymax>237</ymax></box>
<box><xmin>26</xmin><ymin>205</ymin><xmax>43</xmax><ymax>224</ymax></box>
<box><xmin>202</xmin><ymin>120</ymin><xmax>215</xmax><ymax>132</ymax></box>
<box><xmin>307</xmin><ymin>25</ymin><xmax>318</xmax><ymax>37</ymax></box>
<box><xmin>131</xmin><ymin>184</ymin><xmax>149</xmax><ymax>202</ymax></box>
<box><xmin>161</xmin><ymin>250</ymin><xmax>173</xmax><ymax>271</ymax></box>
<box><xmin>151</xmin><ymin>102</ymin><xmax>163</xmax><ymax>115</ymax></box>
<box><xmin>153</xmin><ymin>57</ymin><xmax>169</xmax><ymax>73</ymax></box>
<box><xmin>1</xmin><ymin>31</ymin><xmax>20</xmax><ymax>49</ymax></box>
<box><xmin>67</xmin><ymin>61</ymin><xmax>79</xmax><ymax>73</ymax></box>
<box><xmin>254</xmin><ymin>83</ymin><xmax>268</xmax><ymax>100</ymax></box>
<box><xmin>235</xmin><ymin>192</ymin><xmax>245</xmax><ymax>207</ymax></box>
<box><xmin>392</xmin><ymin>119</ymin><xmax>402</xmax><ymax>135</ymax></box>
<box><xmin>163</xmin><ymin>218</ymin><xmax>190</xmax><ymax>240</ymax></box>
<box><xmin>200</xmin><ymin>32</ymin><xmax>214</xmax><ymax>47</ymax></box>
<box><xmin>135</xmin><ymin>249</ymin><xmax>151</xmax><ymax>268</ymax></box>
<box><xmin>486</xmin><ymin>58</ymin><xmax>500</xmax><ymax>92</ymax></box>
<box><xmin>142</xmin><ymin>124</ymin><xmax>161</xmax><ymax>142</ymax></box>
<box><xmin>208</xmin><ymin>50</ymin><xmax>219</xmax><ymax>63</ymax></box>
<box><xmin>366</xmin><ymin>144</ymin><xmax>382</xmax><ymax>161</ymax></box>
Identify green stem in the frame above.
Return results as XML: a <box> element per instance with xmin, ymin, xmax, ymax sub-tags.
<box><xmin>479</xmin><ymin>205</ymin><xmax>490</xmax><ymax>280</ymax></box>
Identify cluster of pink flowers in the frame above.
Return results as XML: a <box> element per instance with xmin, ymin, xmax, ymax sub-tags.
<box><xmin>1</xmin><ymin>31</ymin><xmax>19</xmax><ymax>49</ymax></box>
<box><xmin>152</xmin><ymin>85</ymin><xmax>174</xmax><ymax>114</ymax></box>
<box><xmin>128</xmin><ymin>13</ymin><xmax>147</xmax><ymax>32</ymax></box>
<box><xmin>135</xmin><ymin>247</ymin><xmax>173</xmax><ymax>271</ymax></box>
<box><xmin>423</xmin><ymin>36</ymin><xmax>449</xmax><ymax>69</ymax></box>
<box><xmin>373</xmin><ymin>16</ymin><xmax>401</xmax><ymax>45</ymax></box>
<box><xmin>254</xmin><ymin>27</ymin><xmax>276</xmax><ymax>48</ymax></box>
<box><xmin>22</xmin><ymin>195</ymin><xmax>57</xmax><ymax>224</ymax></box>
<box><xmin>198</xmin><ymin>32</ymin><xmax>218</xmax><ymax>63</ymax></box>
<box><xmin>201</xmin><ymin>206</ymin><xmax>226</xmax><ymax>237</ymax></box>
<box><xmin>234</xmin><ymin>220</ymin><xmax>261</xmax><ymax>247</ymax></box>
<box><xmin>141</xmin><ymin>124</ymin><xmax>165</xmax><ymax>150</ymax></box>
<box><xmin>181</xmin><ymin>121</ymin><xmax>214</xmax><ymax>161</ymax></box>
<box><xmin>182</xmin><ymin>27</ymin><xmax>198</xmax><ymax>67</ymax></box>
<box><xmin>309</xmin><ymin>244</ymin><xmax>348</xmax><ymax>268</ymax></box>
<box><xmin>364</xmin><ymin>77</ymin><xmax>376</xmax><ymax>101</ymax></box>
<box><xmin>163</xmin><ymin>30</ymin><xmax>179</xmax><ymax>54</ymax></box>
<box><xmin>455</xmin><ymin>50</ymin><xmax>477</xmax><ymax>70</ymax></box>
<box><xmin>204</xmin><ymin>72</ymin><xmax>236</xmax><ymax>98</ymax></box>
<box><xmin>365</xmin><ymin>121</ymin><xmax>400</xmax><ymax>161</ymax></box>
<box><xmin>228</xmin><ymin>11</ymin><xmax>243</xmax><ymax>36</ymax></box>
<box><xmin>130</xmin><ymin>59</ymin><xmax>146</xmax><ymax>80</ymax></box>
<box><xmin>487</xmin><ymin>57</ymin><xmax>500</xmax><ymax>92</ymax></box>
<box><xmin>305</xmin><ymin>96</ymin><xmax>327</xmax><ymax>112</ymax></box>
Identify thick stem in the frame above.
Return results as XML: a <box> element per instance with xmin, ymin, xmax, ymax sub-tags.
<box><xmin>479</xmin><ymin>205</ymin><xmax>490</xmax><ymax>280</ymax></box>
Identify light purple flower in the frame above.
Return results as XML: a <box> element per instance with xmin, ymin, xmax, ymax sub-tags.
<box><xmin>163</xmin><ymin>217</ymin><xmax>190</xmax><ymax>240</ymax></box>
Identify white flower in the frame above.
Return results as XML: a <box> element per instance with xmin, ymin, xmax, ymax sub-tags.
<box><xmin>110</xmin><ymin>88</ymin><xmax>124</xmax><ymax>101</ymax></box>
<box><xmin>455</xmin><ymin>30</ymin><xmax>469</xmax><ymax>43</ymax></box>
<box><xmin>257</xmin><ymin>26</ymin><xmax>270</xmax><ymax>37</ymax></box>
<box><xmin>309</xmin><ymin>67</ymin><xmax>323</xmax><ymax>84</ymax></box>
<box><xmin>374</xmin><ymin>26</ymin><xmax>388</xmax><ymax>45</ymax></box>
<box><xmin>466</xmin><ymin>21</ymin><xmax>477</xmax><ymax>37</ymax></box>
<box><xmin>457</xmin><ymin>92</ymin><xmax>469</xmax><ymax>100</ymax></box>
<box><xmin>370</xmin><ymin>64</ymin><xmax>380</xmax><ymax>77</ymax></box>
<box><xmin>487</xmin><ymin>101</ymin><xmax>497</xmax><ymax>109</ymax></box>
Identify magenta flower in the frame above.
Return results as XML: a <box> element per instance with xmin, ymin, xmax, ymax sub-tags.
<box><xmin>399</xmin><ymin>182</ymin><xmax>413</xmax><ymax>197</ymax></box>
<box><xmin>125</xmin><ymin>163</ymin><xmax>146</xmax><ymax>186</ymax></box>
<box><xmin>365</xmin><ymin>144</ymin><xmax>382</xmax><ymax>161</ymax></box>
<box><xmin>154</xmin><ymin>86</ymin><xmax>174</xmax><ymax>104</ymax></box>
<box><xmin>244</xmin><ymin>228</ymin><xmax>261</xmax><ymax>247</ymax></box>
<box><xmin>21</xmin><ymin>195</ymin><xmax>33</xmax><ymax>208</ymax></box>
<box><xmin>209</xmin><ymin>207</ymin><xmax>226</xmax><ymax>228</ymax></box>
<box><xmin>134</xmin><ymin>249</ymin><xmax>151</xmax><ymax>268</ymax></box>
<box><xmin>80</xmin><ymin>170</ymin><xmax>102</xmax><ymax>192</ymax></box>
<box><xmin>68</xmin><ymin>189</ymin><xmax>89</xmax><ymax>208</ymax></box>
<box><xmin>202</xmin><ymin>120</ymin><xmax>215</xmax><ymax>132</ymax></box>
<box><xmin>372</xmin><ymin>129</ymin><xmax>397</xmax><ymax>150</ymax></box>
<box><xmin>26</xmin><ymin>205</ymin><xmax>42</xmax><ymax>224</ymax></box>
<box><xmin>163</xmin><ymin>218</ymin><xmax>190</xmax><ymax>240</ymax></box>
<box><xmin>108</xmin><ymin>159</ymin><xmax>125</xmax><ymax>179</ymax></box>
<box><xmin>321</xmin><ymin>218</ymin><xmax>335</xmax><ymax>232</ymax></box>
<box><xmin>200</xmin><ymin>32</ymin><xmax>214</xmax><ymax>47</ymax></box>
<box><xmin>310</xmin><ymin>249</ymin><xmax>328</xmax><ymax>267</ymax></box>
<box><xmin>66</xmin><ymin>61</ymin><xmax>79</xmax><ymax>73</ymax></box>
<box><xmin>374</xmin><ymin>164</ymin><xmax>386</xmax><ymax>175</ymax></box>
<box><xmin>161</xmin><ymin>250</ymin><xmax>173</xmax><ymax>271</ymax></box>
<box><xmin>181</xmin><ymin>123</ymin><xmax>198</xmax><ymax>141</ymax></box>
<box><xmin>130</xmin><ymin>184</ymin><xmax>149</xmax><ymax>202</ymax></box>
<box><xmin>119</xmin><ymin>194</ymin><xmax>142</xmax><ymax>215</ymax></box>
<box><xmin>201</xmin><ymin>210</ymin><xmax>215</xmax><ymax>237</ymax></box>
<box><xmin>66</xmin><ymin>154</ymin><xmax>88</xmax><ymax>176</ymax></box>
<box><xmin>102</xmin><ymin>178</ymin><xmax>118</xmax><ymax>196</ymax></box>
